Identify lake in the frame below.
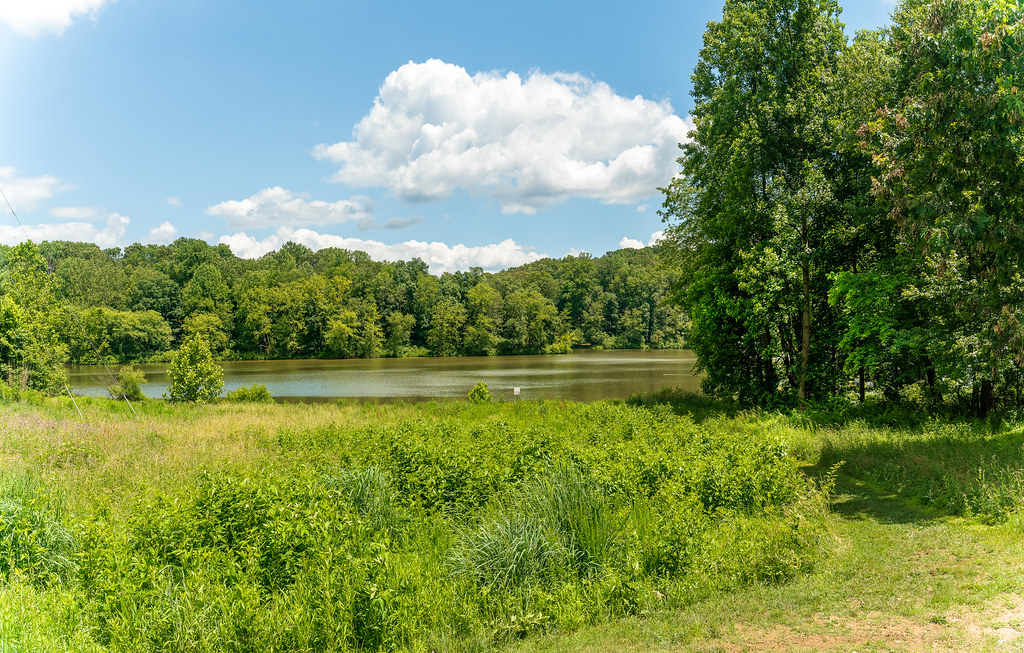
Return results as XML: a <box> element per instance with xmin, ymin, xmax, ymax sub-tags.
<box><xmin>66</xmin><ymin>349</ymin><xmax>700</xmax><ymax>403</ymax></box>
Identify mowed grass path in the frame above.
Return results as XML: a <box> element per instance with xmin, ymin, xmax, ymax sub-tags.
<box><xmin>514</xmin><ymin>471</ymin><xmax>1024</xmax><ymax>652</ymax></box>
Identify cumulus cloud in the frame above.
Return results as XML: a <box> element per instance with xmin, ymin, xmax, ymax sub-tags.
<box><xmin>50</xmin><ymin>206</ymin><xmax>99</xmax><ymax>220</ymax></box>
<box><xmin>206</xmin><ymin>186</ymin><xmax>377</xmax><ymax>230</ymax></box>
<box><xmin>147</xmin><ymin>220</ymin><xmax>177</xmax><ymax>244</ymax></box>
<box><xmin>314</xmin><ymin>59</ymin><xmax>690</xmax><ymax>213</ymax></box>
<box><xmin>0</xmin><ymin>0</ymin><xmax>115</xmax><ymax>37</ymax></box>
<box><xmin>0</xmin><ymin>212</ymin><xmax>129</xmax><ymax>247</ymax></box>
<box><xmin>165</xmin><ymin>196</ymin><xmax>182</xmax><ymax>207</ymax></box>
<box><xmin>619</xmin><ymin>231</ymin><xmax>666</xmax><ymax>250</ymax></box>
<box><xmin>0</xmin><ymin>167</ymin><xmax>68</xmax><ymax>212</ymax></box>
<box><xmin>218</xmin><ymin>226</ymin><xmax>544</xmax><ymax>274</ymax></box>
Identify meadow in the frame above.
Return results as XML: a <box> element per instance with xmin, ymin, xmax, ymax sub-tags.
<box><xmin>0</xmin><ymin>391</ymin><xmax>1021</xmax><ymax>651</ymax></box>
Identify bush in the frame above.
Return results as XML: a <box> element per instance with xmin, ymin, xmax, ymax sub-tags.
<box><xmin>165</xmin><ymin>336</ymin><xmax>223</xmax><ymax>402</ymax></box>
<box><xmin>106</xmin><ymin>364</ymin><xmax>147</xmax><ymax>401</ymax></box>
<box><xmin>225</xmin><ymin>383</ymin><xmax>274</xmax><ymax>403</ymax></box>
<box><xmin>468</xmin><ymin>381</ymin><xmax>491</xmax><ymax>403</ymax></box>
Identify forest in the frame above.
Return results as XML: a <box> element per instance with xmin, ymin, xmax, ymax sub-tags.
<box><xmin>0</xmin><ymin>238</ymin><xmax>687</xmax><ymax>387</ymax></box>
<box><xmin>659</xmin><ymin>0</ymin><xmax>1024</xmax><ymax>416</ymax></box>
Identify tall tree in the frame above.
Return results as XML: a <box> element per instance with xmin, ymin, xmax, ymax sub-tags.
<box><xmin>661</xmin><ymin>0</ymin><xmax>847</xmax><ymax>405</ymax></box>
<box><xmin>864</xmin><ymin>0</ymin><xmax>1024</xmax><ymax>414</ymax></box>
<box><xmin>0</xmin><ymin>242</ymin><xmax>68</xmax><ymax>392</ymax></box>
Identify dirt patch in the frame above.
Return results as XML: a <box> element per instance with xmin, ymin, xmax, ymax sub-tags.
<box><xmin>953</xmin><ymin>593</ymin><xmax>1024</xmax><ymax>650</ymax></box>
<box><xmin>716</xmin><ymin>615</ymin><xmax>954</xmax><ymax>652</ymax></box>
<box><xmin>705</xmin><ymin>595</ymin><xmax>1024</xmax><ymax>652</ymax></box>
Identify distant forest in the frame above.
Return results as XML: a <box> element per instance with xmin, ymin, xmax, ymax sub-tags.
<box><xmin>0</xmin><ymin>238</ymin><xmax>687</xmax><ymax>369</ymax></box>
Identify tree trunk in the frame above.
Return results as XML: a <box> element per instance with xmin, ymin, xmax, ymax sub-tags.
<box><xmin>979</xmin><ymin>378</ymin><xmax>995</xmax><ymax>418</ymax></box>
<box><xmin>799</xmin><ymin>258</ymin><xmax>810</xmax><ymax>404</ymax></box>
<box><xmin>859</xmin><ymin>365</ymin><xmax>866</xmax><ymax>403</ymax></box>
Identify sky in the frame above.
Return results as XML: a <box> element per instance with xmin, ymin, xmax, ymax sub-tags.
<box><xmin>0</xmin><ymin>0</ymin><xmax>897</xmax><ymax>273</ymax></box>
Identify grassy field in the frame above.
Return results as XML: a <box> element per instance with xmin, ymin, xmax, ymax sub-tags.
<box><xmin>0</xmin><ymin>392</ymin><xmax>1021</xmax><ymax>651</ymax></box>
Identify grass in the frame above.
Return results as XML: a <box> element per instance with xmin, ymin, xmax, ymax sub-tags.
<box><xmin>511</xmin><ymin>474</ymin><xmax>1024</xmax><ymax>652</ymax></box>
<box><xmin>0</xmin><ymin>391</ymin><xmax>1021</xmax><ymax>651</ymax></box>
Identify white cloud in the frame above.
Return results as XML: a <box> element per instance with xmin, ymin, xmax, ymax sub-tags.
<box><xmin>93</xmin><ymin>213</ymin><xmax>129</xmax><ymax>248</ymax></box>
<box><xmin>0</xmin><ymin>212</ymin><xmax>129</xmax><ymax>247</ymax></box>
<box><xmin>619</xmin><ymin>231</ymin><xmax>665</xmax><ymax>250</ymax></box>
<box><xmin>50</xmin><ymin>206</ymin><xmax>99</xmax><ymax>220</ymax></box>
<box><xmin>206</xmin><ymin>186</ymin><xmax>376</xmax><ymax>229</ymax></box>
<box><xmin>0</xmin><ymin>0</ymin><xmax>115</xmax><ymax>37</ymax></box>
<box><xmin>0</xmin><ymin>167</ymin><xmax>68</xmax><ymax>212</ymax></box>
<box><xmin>314</xmin><ymin>59</ymin><xmax>690</xmax><ymax>214</ymax></box>
<box><xmin>147</xmin><ymin>220</ymin><xmax>177</xmax><ymax>244</ymax></box>
<box><xmin>165</xmin><ymin>196</ymin><xmax>182</xmax><ymax>207</ymax></box>
<box><xmin>218</xmin><ymin>226</ymin><xmax>544</xmax><ymax>274</ymax></box>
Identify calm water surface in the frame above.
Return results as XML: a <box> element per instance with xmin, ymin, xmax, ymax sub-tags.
<box><xmin>66</xmin><ymin>349</ymin><xmax>699</xmax><ymax>403</ymax></box>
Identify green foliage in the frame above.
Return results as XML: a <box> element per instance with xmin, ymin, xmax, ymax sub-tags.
<box><xmin>224</xmin><ymin>383</ymin><xmax>273</xmax><ymax>403</ymax></box>
<box><xmin>659</xmin><ymin>0</ymin><xmax>1024</xmax><ymax>412</ymax></box>
<box><xmin>165</xmin><ymin>336</ymin><xmax>224</xmax><ymax>402</ymax></box>
<box><xmin>817</xmin><ymin>417</ymin><xmax>1024</xmax><ymax>523</ymax></box>
<box><xmin>16</xmin><ymin>235</ymin><xmax>684</xmax><ymax>365</ymax></box>
<box><xmin>0</xmin><ymin>474</ymin><xmax>77</xmax><ymax>585</ymax></box>
<box><xmin>858</xmin><ymin>0</ymin><xmax>1024</xmax><ymax>416</ymax></box>
<box><xmin>661</xmin><ymin>0</ymin><xmax>850</xmax><ymax>406</ymax></box>
<box><xmin>106</xmin><ymin>364</ymin><xmax>147</xmax><ymax>401</ymax></box>
<box><xmin>544</xmin><ymin>329</ymin><xmax>581</xmax><ymax>354</ymax></box>
<box><xmin>181</xmin><ymin>311</ymin><xmax>228</xmax><ymax>353</ymax></box>
<box><xmin>0</xmin><ymin>242</ymin><xmax>68</xmax><ymax>393</ymax></box>
<box><xmin>427</xmin><ymin>299</ymin><xmax>467</xmax><ymax>356</ymax></box>
<box><xmin>67</xmin><ymin>306</ymin><xmax>173</xmax><ymax>363</ymax></box>
<box><xmin>0</xmin><ymin>397</ymin><xmax>837</xmax><ymax>651</ymax></box>
<box><xmin>467</xmin><ymin>381</ymin><xmax>491</xmax><ymax>403</ymax></box>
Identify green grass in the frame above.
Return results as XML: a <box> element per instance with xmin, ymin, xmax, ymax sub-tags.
<box><xmin>0</xmin><ymin>391</ymin><xmax>1021</xmax><ymax>651</ymax></box>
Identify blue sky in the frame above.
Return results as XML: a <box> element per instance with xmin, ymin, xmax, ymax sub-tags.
<box><xmin>0</xmin><ymin>0</ymin><xmax>896</xmax><ymax>272</ymax></box>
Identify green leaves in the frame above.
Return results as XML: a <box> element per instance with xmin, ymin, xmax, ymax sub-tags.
<box><xmin>165</xmin><ymin>336</ymin><xmax>224</xmax><ymax>403</ymax></box>
<box><xmin>664</xmin><ymin>0</ymin><xmax>849</xmax><ymax>405</ymax></box>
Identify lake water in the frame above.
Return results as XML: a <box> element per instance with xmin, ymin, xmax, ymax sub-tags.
<box><xmin>66</xmin><ymin>349</ymin><xmax>700</xmax><ymax>403</ymax></box>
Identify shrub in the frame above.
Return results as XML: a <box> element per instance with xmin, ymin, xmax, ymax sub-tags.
<box><xmin>225</xmin><ymin>383</ymin><xmax>274</xmax><ymax>403</ymax></box>
<box><xmin>468</xmin><ymin>381</ymin><xmax>491</xmax><ymax>403</ymax></box>
<box><xmin>106</xmin><ymin>364</ymin><xmax>147</xmax><ymax>401</ymax></box>
<box><xmin>165</xmin><ymin>336</ymin><xmax>223</xmax><ymax>402</ymax></box>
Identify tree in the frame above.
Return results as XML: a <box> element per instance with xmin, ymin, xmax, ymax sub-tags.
<box><xmin>182</xmin><ymin>312</ymin><xmax>229</xmax><ymax>353</ymax></box>
<box><xmin>385</xmin><ymin>312</ymin><xmax>415</xmax><ymax>357</ymax></box>
<box><xmin>661</xmin><ymin>0</ymin><xmax>847</xmax><ymax>405</ymax></box>
<box><xmin>182</xmin><ymin>262</ymin><xmax>232</xmax><ymax>333</ymax></box>
<box><xmin>864</xmin><ymin>0</ymin><xmax>1024</xmax><ymax>414</ymax></box>
<box><xmin>70</xmin><ymin>307</ymin><xmax>173</xmax><ymax>363</ymax></box>
<box><xmin>427</xmin><ymin>299</ymin><xmax>467</xmax><ymax>357</ymax></box>
<box><xmin>501</xmin><ymin>289</ymin><xmax>560</xmax><ymax>354</ymax></box>
<box><xmin>0</xmin><ymin>242</ymin><xmax>68</xmax><ymax>392</ymax></box>
<box><xmin>165</xmin><ymin>336</ymin><xmax>223</xmax><ymax>402</ymax></box>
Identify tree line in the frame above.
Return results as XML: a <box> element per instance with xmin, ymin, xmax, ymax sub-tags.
<box><xmin>0</xmin><ymin>237</ymin><xmax>687</xmax><ymax>392</ymax></box>
<box><xmin>660</xmin><ymin>0</ymin><xmax>1024</xmax><ymax>415</ymax></box>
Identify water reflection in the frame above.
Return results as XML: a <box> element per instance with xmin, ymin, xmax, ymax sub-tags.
<box><xmin>67</xmin><ymin>349</ymin><xmax>699</xmax><ymax>403</ymax></box>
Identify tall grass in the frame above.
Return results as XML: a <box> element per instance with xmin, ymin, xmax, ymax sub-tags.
<box><xmin>815</xmin><ymin>417</ymin><xmax>1024</xmax><ymax>522</ymax></box>
<box><xmin>0</xmin><ymin>396</ymin><xmax>834</xmax><ymax>651</ymax></box>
